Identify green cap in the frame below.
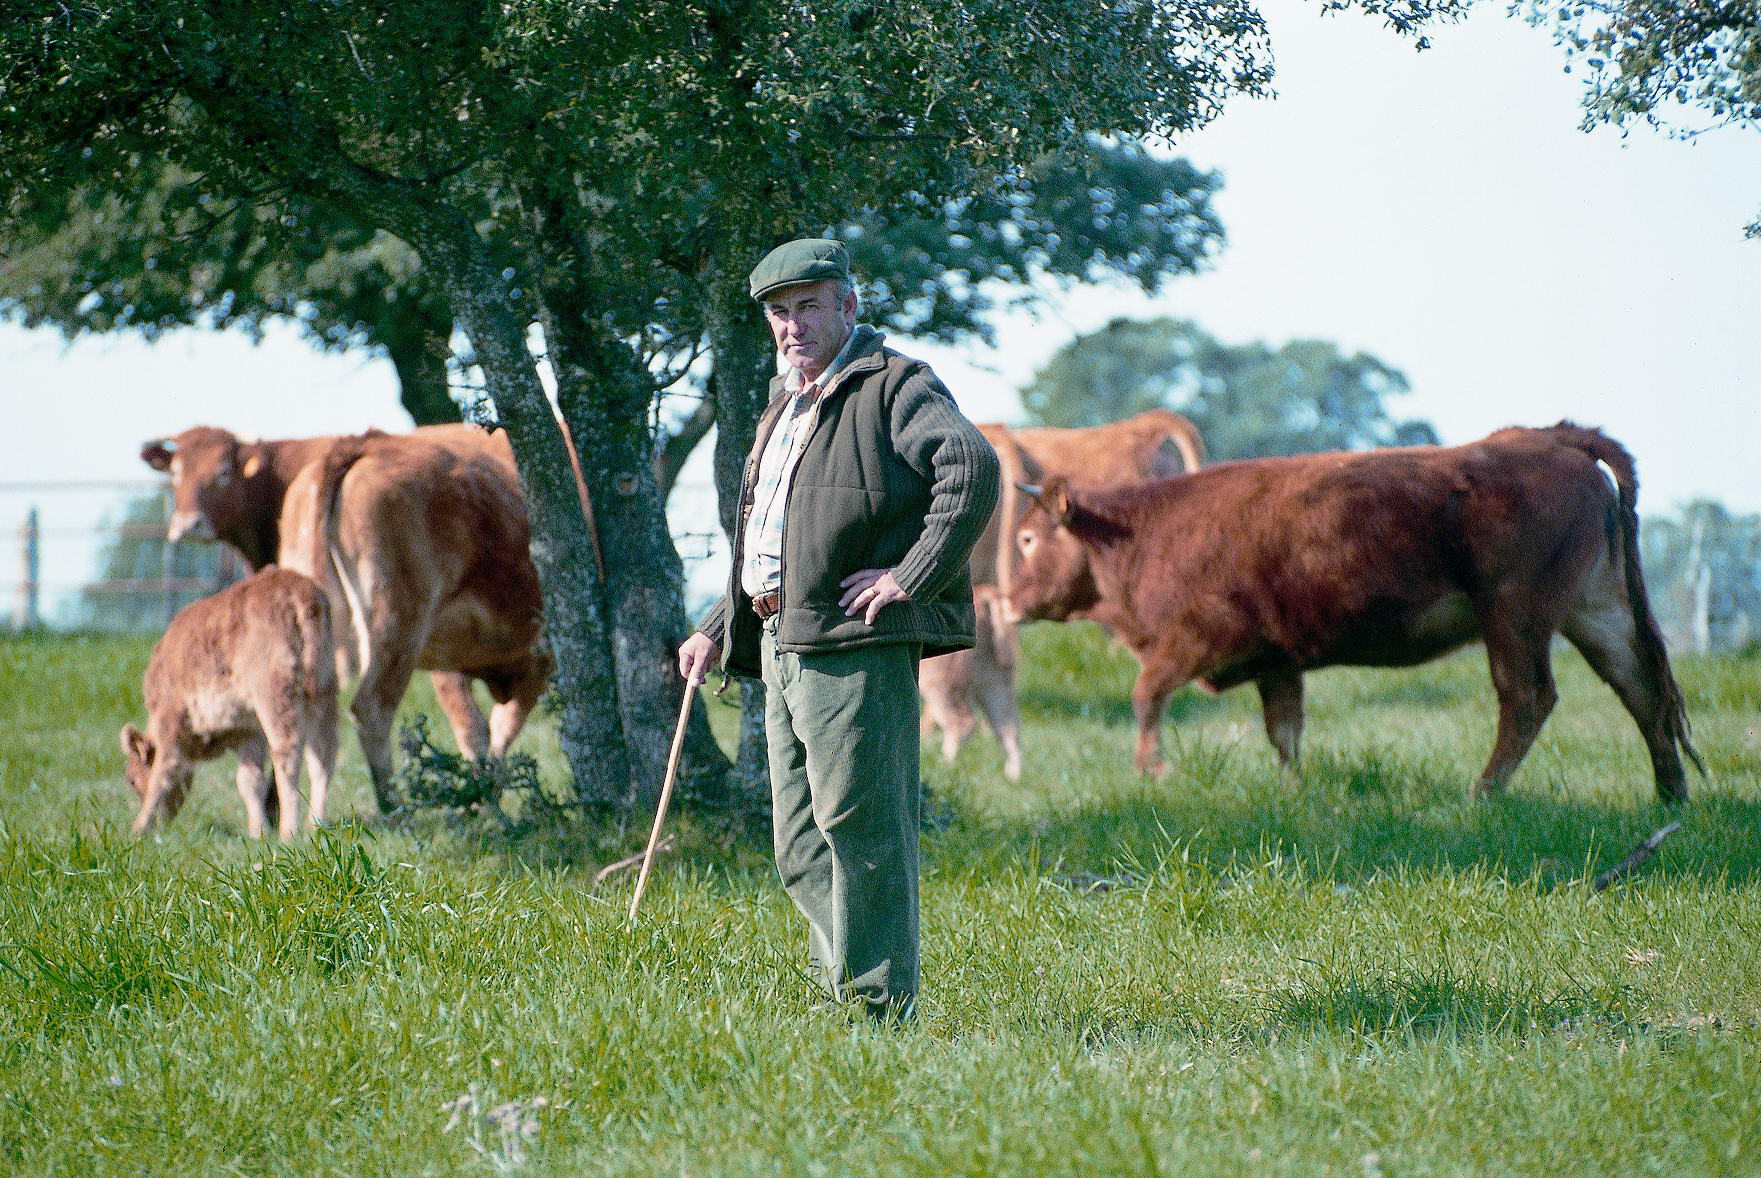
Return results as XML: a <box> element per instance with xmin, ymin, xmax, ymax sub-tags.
<box><xmin>748</xmin><ymin>237</ymin><xmax>852</xmax><ymax>301</ymax></box>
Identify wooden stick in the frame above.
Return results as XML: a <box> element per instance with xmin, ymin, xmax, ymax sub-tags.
<box><xmin>1593</xmin><ymin>821</ymin><xmax>1682</xmax><ymax>893</ymax></box>
<box><xmin>628</xmin><ymin>680</ymin><xmax>697</xmax><ymax>922</ymax></box>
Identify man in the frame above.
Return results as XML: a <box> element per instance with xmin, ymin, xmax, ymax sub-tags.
<box><xmin>678</xmin><ymin>238</ymin><xmax>999</xmax><ymax>1021</ymax></box>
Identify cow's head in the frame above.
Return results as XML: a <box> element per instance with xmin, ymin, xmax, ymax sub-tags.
<box><xmin>1006</xmin><ymin>476</ymin><xmax>1103</xmax><ymax>623</ymax></box>
<box><xmin>141</xmin><ymin>427</ymin><xmax>265</xmax><ymax>544</ymax></box>
<box><xmin>119</xmin><ymin>723</ymin><xmax>191</xmax><ymax>832</ymax></box>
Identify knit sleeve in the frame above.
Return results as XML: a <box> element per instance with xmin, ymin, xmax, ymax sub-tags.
<box><xmin>887</xmin><ymin>368</ymin><xmax>1001</xmax><ymax>601</ymax></box>
<box><xmin>697</xmin><ymin>593</ymin><xmax>732</xmax><ymax>648</ymax></box>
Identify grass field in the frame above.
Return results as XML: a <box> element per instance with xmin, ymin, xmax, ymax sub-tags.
<box><xmin>2</xmin><ymin>625</ymin><xmax>1758</xmax><ymax>1176</ymax></box>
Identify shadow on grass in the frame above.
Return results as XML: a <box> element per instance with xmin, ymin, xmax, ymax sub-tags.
<box><xmin>940</xmin><ymin>788</ymin><xmax>1761</xmax><ymax>890</ymax></box>
<box><xmin>1016</xmin><ymin>680</ymin><xmax>1231</xmax><ymax>729</ymax></box>
<box><xmin>1261</xmin><ymin>963</ymin><xmax>1628</xmax><ymax>1037</ymax></box>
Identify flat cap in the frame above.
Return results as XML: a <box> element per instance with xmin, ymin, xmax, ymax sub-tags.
<box><xmin>748</xmin><ymin>237</ymin><xmax>852</xmax><ymax>301</ymax></box>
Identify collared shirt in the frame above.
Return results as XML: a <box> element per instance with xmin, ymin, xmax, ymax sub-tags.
<box><xmin>740</xmin><ymin>327</ymin><xmax>861</xmax><ymax>598</ymax></box>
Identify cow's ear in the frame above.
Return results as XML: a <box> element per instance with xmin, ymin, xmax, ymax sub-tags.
<box><xmin>141</xmin><ymin>440</ymin><xmax>175</xmax><ymax>471</ymax></box>
<box><xmin>120</xmin><ymin>723</ymin><xmax>153</xmax><ymax>765</ymax></box>
<box><xmin>1043</xmin><ymin>477</ymin><xmax>1074</xmax><ymax>525</ymax></box>
<box><xmin>241</xmin><ymin>450</ymin><xmax>263</xmax><ymax>479</ymax></box>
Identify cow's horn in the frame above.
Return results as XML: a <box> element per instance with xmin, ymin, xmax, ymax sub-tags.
<box><xmin>1015</xmin><ymin>482</ymin><xmax>1043</xmax><ymax>498</ymax></box>
<box><xmin>153</xmin><ymin>438</ymin><xmax>177</xmax><ymax>454</ymax></box>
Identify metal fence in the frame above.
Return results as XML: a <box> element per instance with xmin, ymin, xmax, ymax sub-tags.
<box><xmin>6</xmin><ymin>480</ymin><xmax>1757</xmax><ymax>652</ymax></box>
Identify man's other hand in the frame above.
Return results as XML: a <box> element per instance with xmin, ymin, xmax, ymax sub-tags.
<box><xmin>838</xmin><ymin>568</ymin><xmax>911</xmax><ymax>626</ymax></box>
<box><xmin>678</xmin><ymin>632</ymin><xmax>720</xmax><ymax>684</ymax></box>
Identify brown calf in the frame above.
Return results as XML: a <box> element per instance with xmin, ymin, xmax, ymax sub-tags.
<box><xmin>1006</xmin><ymin>422</ymin><xmax>1699</xmax><ymax>802</ymax></box>
<box><xmin>140</xmin><ymin>424</ymin><xmax>523</xmax><ymax>764</ymax></box>
<box><xmin>120</xmin><ymin>567</ymin><xmax>338</xmax><ymax>840</ymax></box>
<box><xmin>279</xmin><ymin>430</ymin><xmax>550</xmax><ymax>811</ymax></box>
<box><xmin>919</xmin><ymin>410</ymin><xmax>1205</xmax><ymax>779</ymax></box>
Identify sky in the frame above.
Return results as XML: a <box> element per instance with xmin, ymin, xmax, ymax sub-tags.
<box><xmin>4</xmin><ymin>1</ymin><xmax>1758</xmax><ymax>615</ymax></box>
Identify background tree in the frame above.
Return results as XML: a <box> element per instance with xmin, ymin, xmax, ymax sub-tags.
<box><xmin>0</xmin><ymin>166</ymin><xmax>463</xmax><ymax>425</ymax></box>
<box><xmin>1022</xmin><ymin>316</ymin><xmax>1438</xmax><ymax>459</ymax></box>
<box><xmin>1528</xmin><ymin>0</ymin><xmax>1761</xmax><ymax>234</ymax></box>
<box><xmin>76</xmin><ymin>492</ymin><xmax>243</xmax><ymax>631</ymax></box>
<box><xmin>1641</xmin><ymin>499</ymin><xmax>1761</xmax><ymax>652</ymax></box>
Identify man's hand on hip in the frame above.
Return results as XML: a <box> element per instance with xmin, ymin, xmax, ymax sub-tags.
<box><xmin>839</xmin><ymin>569</ymin><xmax>911</xmax><ymax>626</ymax></box>
<box><xmin>678</xmin><ymin>632</ymin><xmax>720</xmax><ymax>684</ymax></box>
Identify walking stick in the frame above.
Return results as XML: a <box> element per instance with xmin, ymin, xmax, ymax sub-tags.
<box><xmin>628</xmin><ymin>678</ymin><xmax>697</xmax><ymax>922</ymax></box>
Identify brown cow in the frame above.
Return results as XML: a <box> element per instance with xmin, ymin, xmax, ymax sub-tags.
<box><xmin>120</xmin><ymin>567</ymin><xmax>338</xmax><ymax>840</ymax></box>
<box><xmin>278</xmin><ymin>430</ymin><xmax>550</xmax><ymax>810</ymax></box>
<box><xmin>1005</xmin><ymin>422</ymin><xmax>1699</xmax><ymax>802</ymax></box>
<box><xmin>140</xmin><ymin>424</ymin><xmax>519</xmax><ymax>762</ymax></box>
<box><xmin>918</xmin><ymin>409</ymin><xmax>1205</xmax><ymax>779</ymax></box>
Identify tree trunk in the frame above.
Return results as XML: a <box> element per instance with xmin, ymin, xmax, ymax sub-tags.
<box><xmin>525</xmin><ymin>214</ymin><xmax>734</xmax><ymax>812</ymax></box>
<box><xmin>701</xmin><ymin>260</ymin><xmax>777</xmax><ymax>814</ymax></box>
<box><xmin>378</xmin><ymin>295</ymin><xmax>462</xmax><ymax>426</ymax></box>
<box><xmin>432</xmin><ymin>253</ymin><xmax>633</xmax><ymax>810</ymax></box>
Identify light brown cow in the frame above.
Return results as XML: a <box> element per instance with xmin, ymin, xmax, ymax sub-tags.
<box><xmin>278</xmin><ymin>430</ymin><xmax>550</xmax><ymax>811</ymax></box>
<box><xmin>918</xmin><ymin>410</ymin><xmax>1205</xmax><ymax>779</ymax></box>
<box><xmin>1006</xmin><ymin>422</ymin><xmax>1700</xmax><ymax>802</ymax></box>
<box><xmin>140</xmin><ymin>424</ymin><xmax>520</xmax><ymax>762</ymax></box>
<box><xmin>917</xmin><ymin>585</ymin><xmax>1022</xmax><ymax>778</ymax></box>
<box><xmin>120</xmin><ymin>567</ymin><xmax>338</xmax><ymax>840</ymax></box>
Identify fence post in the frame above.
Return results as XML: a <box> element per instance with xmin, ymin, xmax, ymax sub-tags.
<box><xmin>19</xmin><ymin>506</ymin><xmax>40</xmax><ymax>628</ymax></box>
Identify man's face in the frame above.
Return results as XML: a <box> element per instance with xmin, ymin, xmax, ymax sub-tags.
<box><xmin>762</xmin><ymin>279</ymin><xmax>857</xmax><ymax>380</ymax></box>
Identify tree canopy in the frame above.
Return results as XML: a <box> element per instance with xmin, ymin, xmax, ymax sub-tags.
<box><xmin>0</xmin><ymin>164</ymin><xmax>461</xmax><ymax>423</ymax></box>
<box><xmin>1021</xmin><ymin>316</ymin><xmax>1439</xmax><ymax>460</ymax></box>
<box><xmin>1529</xmin><ymin>0</ymin><xmax>1761</xmax><ymax>234</ymax></box>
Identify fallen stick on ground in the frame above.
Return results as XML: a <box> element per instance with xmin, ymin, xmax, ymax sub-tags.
<box><xmin>1592</xmin><ymin>821</ymin><xmax>1682</xmax><ymax>893</ymax></box>
<box><xmin>594</xmin><ymin>834</ymin><xmax>677</xmax><ymax>886</ymax></box>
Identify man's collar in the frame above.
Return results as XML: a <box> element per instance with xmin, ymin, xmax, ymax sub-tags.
<box><xmin>779</xmin><ymin>324</ymin><xmax>885</xmax><ymax>396</ymax></box>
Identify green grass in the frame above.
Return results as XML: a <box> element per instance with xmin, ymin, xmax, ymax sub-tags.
<box><xmin>2</xmin><ymin>625</ymin><xmax>1759</xmax><ymax>1176</ymax></box>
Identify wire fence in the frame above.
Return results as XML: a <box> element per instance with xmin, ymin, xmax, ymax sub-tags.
<box><xmin>1</xmin><ymin>478</ymin><xmax>731</xmax><ymax>632</ymax></box>
<box><xmin>4</xmin><ymin>479</ymin><xmax>1757</xmax><ymax>652</ymax></box>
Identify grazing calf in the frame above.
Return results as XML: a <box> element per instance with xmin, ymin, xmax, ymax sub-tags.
<box><xmin>120</xmin><ymin>568</ymin><xmax>338</xmax><ymax>840</ymax></box>
<box><xmin>920</xmin><ymin>410</ymin><xmax>1205</xmax><ymax>778</ymax></box>
<box><xmin>1006</xmin><ymin>422</ymin><xmax>1700</xmax><ymax>802</ymax></box>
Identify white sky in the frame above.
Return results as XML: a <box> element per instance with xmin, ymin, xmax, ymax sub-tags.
<box><xmin>3</xmin><ymin>1</ymin><xmax>1758</xmax><ymax>614</ymax></box>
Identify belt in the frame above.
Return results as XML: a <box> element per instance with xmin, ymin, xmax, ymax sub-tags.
<box><xmin>752</xmin><ymin>591</ymin><xmax>781</xmax><ymax>620</ymax></box>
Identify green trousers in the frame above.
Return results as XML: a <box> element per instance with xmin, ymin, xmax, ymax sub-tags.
<box><xmin>761</xmin><ymin>619</ymin><xmax>922</xmax><ymax>1018</ymax></box>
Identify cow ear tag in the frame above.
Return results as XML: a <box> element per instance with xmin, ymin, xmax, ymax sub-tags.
<box><xmin>241</xmin><ymin>453</ymin><xmax>264</xmax><ymax>479</ymax></box>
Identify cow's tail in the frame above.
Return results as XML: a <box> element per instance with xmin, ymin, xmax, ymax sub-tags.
<box><xmin>1546</xmin><ymin>421</ymin><xmax>1702</xmax><ymax>774</ymax></box>
<box><xmin>311</xmin><ymin>431</ymin><xmax>383</xmax><ymax>680</ymax></box>
<box><xmin>1157</xmin><ymin>407</ymin><xmax>1207</xmax><ymax>474</ymax></box>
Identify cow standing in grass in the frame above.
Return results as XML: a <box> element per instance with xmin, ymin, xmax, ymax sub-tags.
<box><xmin>1005</xmin><ymin>422</ymin><xmax>1699</xmax><ymax>802</ymax></box>
<box><xmin>278</xmin><ymin>430</ymin><xmax>550</xmax><ymax>811</ymax></box>
<box><xmin>919</xmin><ymin>409</ymin><xmax>1206</xmax><ymax>780</ymax></box>
<box><xmin>140</xmin><ymin>424</ymin><xmax>524</xmax><ymax>765</ymax></box>
<box><xmin>121</xmin><ymin>567</ymin><xmax>338</xmax><ymax>840</ymax></box>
